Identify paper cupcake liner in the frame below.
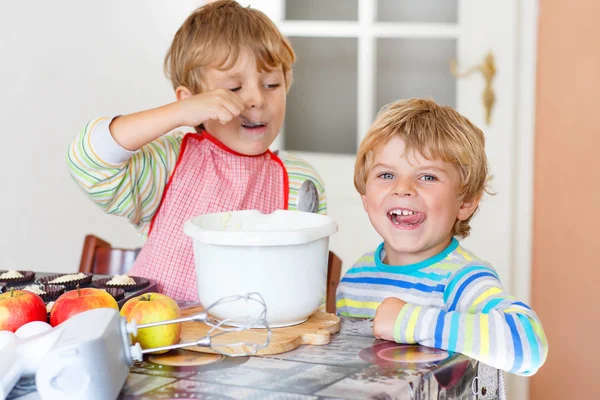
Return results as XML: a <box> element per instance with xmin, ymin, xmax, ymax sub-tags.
<box><xmin>39</xmin><ymin>284</ymin><xmax>67</xmax><ymax>302</ymax></box>
<box><xmin>0</xmin><ymin>271</ymin><xmax>36</xmax><ymax>286</ymax></box>
<box><xmin>37</xmin><ymin>273</ymin><xmax>94</xmax><ymax>290</ymax></box>
<box><xmin>0</xmin><ymin>282</ymin><xmax>6</xmax><ymax>294</ymax></box>
<box><xmin>102</xmin><ymin>287</ymin><xmax>125</xmax><ymax>301</ymax></box>
<box><xmin>13</xmin><ymin>283</ymin><xmax>66</xmax><ymax>303</ymax></box>
<box><xmin>92</xmin><ymin>276</ymin><xmax>150</xmax><ymax>292</ymax></box>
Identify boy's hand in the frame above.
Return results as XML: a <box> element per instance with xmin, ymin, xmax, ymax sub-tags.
<box><xmin>178</xmin><ymin>88</ymin><xmax>245</xmax><ymax>127</ymax></box>
<box><xmin>373</xmin><ymin>297</ymin><xmax>406</xmax><ymax>341</ymax></box>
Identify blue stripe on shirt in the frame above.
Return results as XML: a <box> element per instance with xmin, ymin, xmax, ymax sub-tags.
<box><xmin>448</xmin><ymin>272</ymin><xmax>498</xmax><ymax>311</ymax></box>
<box><xmin>518</xmin><ymin>313</ymin><xmax>540</xmax><ymax>370</ymax></box>
<box><xmin>443</xmin><ymin>266</ymin><xmax>499</xmax><ymax>303</ymax></box>
<box><xmin>506</xmin><ymin>314</ymin><xmax>524</xmax><ymax>373</ymax></box>
<box><xmin>434</xmin><ymin>310</ymin><xmax>447</xmax><ymax>348</ymax></box>
<box><xmin>448</xmin><ymin>312</ymin><xmax>460</xmax><ymax>351</ymax></box>
<box><xmin>345</xmin><ymin>266</ymin><xmax>449</xmax><ymax>282</ymax></box>
<box><xmin>340</xmin><ymin>277</ymin><xmax>445</xmax><ymax>293</ymax></box>
<box><xmin>512</xmin><ymin>301</ymin><xmax>531</xmax><ymax>310</ymax></box>
<box><xmin>482</xmin><ymin>298</ymin><xmax>504</xmax><ymax>313</ymax></box>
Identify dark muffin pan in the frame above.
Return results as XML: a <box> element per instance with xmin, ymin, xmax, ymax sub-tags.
<box><xmin>35</xmin><ymin>273</ymin><xmax>158</xmax><ymax>308</ymax></box>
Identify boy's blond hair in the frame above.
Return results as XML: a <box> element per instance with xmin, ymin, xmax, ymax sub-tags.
<box><xmin>164</xmin><ymin>0</ymin><xmax>296</xmax><ymax>94</ymax></box>
<box><xmin>355</xmin><ymin>98</ymin><xmax>490</xmax><ymax>238</ymax></box>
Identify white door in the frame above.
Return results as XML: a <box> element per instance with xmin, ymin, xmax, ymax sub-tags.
<box><xmin>245</xmin><ymin>0</ymin><xmax>535</xmax><ymax>297</ymax></box>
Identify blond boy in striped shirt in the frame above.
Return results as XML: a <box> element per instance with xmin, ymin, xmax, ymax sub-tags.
<box><xmin>336</xmin><ymin>99</ymin><xmax>547</xmax><ymax>376</ymax></box>
<box><xmin>68</xmin><ymin>1</ymin><xmax>326</xmax><ymax>300</ymax></box>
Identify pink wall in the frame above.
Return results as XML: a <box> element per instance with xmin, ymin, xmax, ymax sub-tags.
<box><xmin>530</xmin><ymin>0</ymin><xmax>600</xmax><ymax>398</ymax></box>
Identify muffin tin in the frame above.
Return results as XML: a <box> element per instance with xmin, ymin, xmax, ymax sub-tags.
<box><xmin>9</xmin><ymin>273</ymin><xmax>157</xmax><ymax>308</ymax></box>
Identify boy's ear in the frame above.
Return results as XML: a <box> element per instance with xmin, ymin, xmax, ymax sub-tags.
<box><xmin>175</xmin><ymin>86</ymin><xmax>194</xmax><ymax>101</ymax></box>
<box><xmin>457</xmin><ymin>193</ymin><xmax>481</xmax><ymax>221</ymax></box>
<box><xmin>361</xmin><ymin>194</ymin><xmax>369</xmax><ymax>212</ymax></box>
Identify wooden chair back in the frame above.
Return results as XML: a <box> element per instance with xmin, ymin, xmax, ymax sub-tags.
<box><xmin>79</xmin><ymin>234</ymin><xmax>342</xmax><ymax>313</ymax></box>
<box><xmin>78</xmin><ymin>235</ymin><xmax>140</xmax><ymax>276</ymax></box>
<box><xmin>326</xmin><ymin>251</ymin><xmax>342</xmax><ymax>314</ymax></box>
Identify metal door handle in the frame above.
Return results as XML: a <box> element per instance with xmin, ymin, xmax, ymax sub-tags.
<box><xmin>451</xmin><ymin>52</ymin><xmax>496</xmax><ymax>125</ymax></box>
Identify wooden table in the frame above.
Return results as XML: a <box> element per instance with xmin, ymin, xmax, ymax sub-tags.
<box><xmin>7</xmin><ymin>314</ymin><xmax>499</xmax><ymax>399</ymax></box>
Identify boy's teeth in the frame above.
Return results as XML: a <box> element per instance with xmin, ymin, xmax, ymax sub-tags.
<box><xmin>240</xmin><ymin>116</ymin><xmax>265</xmax><ymax>128</ymax></box>
<box><xmin>242</xmin><ymin>121</ymin><xmax>265</xmax><ymax>128</ymax></box>
<box><xmin>390</xmin><ymin>209</ymin><xmax>415</xmax><ymax>216</ymax></box>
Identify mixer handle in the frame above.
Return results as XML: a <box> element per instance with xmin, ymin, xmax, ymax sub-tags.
<box><xmin>0</xmin><ymin>347</ymin><xmax>24</xmax><ymax>400</ymax></box>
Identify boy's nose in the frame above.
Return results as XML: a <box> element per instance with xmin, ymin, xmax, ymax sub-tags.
<box><xmin>242</xmin><ymin>87</ymin><xmax>266</xmax><ymax>109</ymax></box>
<box><xmin>392</xmin><ymin>179</ymin><xmax>416</xmax><ymax>197</ymax></box>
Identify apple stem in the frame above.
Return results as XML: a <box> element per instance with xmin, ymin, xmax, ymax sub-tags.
<box><xmin>10</xmin><ymin>288</ymin><xmax>14</xmax><ymax>297</ymax></box>
<box><xmin>141</xmin><ymin>294</ymin><xmax>152</xmax><ymax>301</ymax></box>
<box><xmin>77</xmin><ymin>284</ymin><xmax>81</xmax><ymax>297</ymax></box>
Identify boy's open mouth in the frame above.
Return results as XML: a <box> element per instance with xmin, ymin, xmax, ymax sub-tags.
<box><xmin>241</xmin><ymin>115</ymin><xmax>267</xmax><ymax>129</ymax></box>
<box><xmin>387</xmin><ymin>208</ymin><xmax>426</xmax><ymax>227</ymax></box>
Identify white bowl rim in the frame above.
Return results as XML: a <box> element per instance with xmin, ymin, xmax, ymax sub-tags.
<box><xmin>184</xmin><ymin>210</ymin><xmax>338</xmax><ymax>246</ymax></box>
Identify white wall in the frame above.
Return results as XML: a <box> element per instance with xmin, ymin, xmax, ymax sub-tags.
<box><xmin>0</xmin><ymin>1</ymin><xmax>202</xmax><ymax>273</ymax></box>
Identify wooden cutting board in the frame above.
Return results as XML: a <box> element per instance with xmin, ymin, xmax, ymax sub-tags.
<box><xmin>179</xmin><ymin>306</ymin><xmax>340</xmax><ymax>356</ymax></box>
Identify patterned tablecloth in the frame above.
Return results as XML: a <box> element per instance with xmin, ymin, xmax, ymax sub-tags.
<box><xmin>8</xmin><ymin>317</ymin><xmax>500</xmax><ymax>400</ymax></box>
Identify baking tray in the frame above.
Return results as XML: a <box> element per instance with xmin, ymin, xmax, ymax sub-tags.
<box><xmin>11</xmin><ymin>272</ymin><xmax>158</xmax><ymax>308</ymax></box>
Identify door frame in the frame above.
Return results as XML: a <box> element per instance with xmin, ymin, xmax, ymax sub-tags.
<box><xmin>513</xmin><ymin>0</ymin><xmax>538</xmax><ymax>311</ymax></box>
<box><xmin>510</xmin><ymin>1</ymin><xmax>539</xmax><ymax>399</ymax></box>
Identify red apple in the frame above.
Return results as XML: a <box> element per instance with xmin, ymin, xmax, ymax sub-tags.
<box><xmin>0</xmin><ymin>289</ymin><xmax>47</xmax><ymax>332</ymax></box>
<box><xmin>50</xmin><ymin>287</ymin><xmax>118</xmax><ymax>326</ymax></box>
<box><xmin>120</xmin><ymin>293</ymin><xmax>181</xmax><ymax>354</ymax></box>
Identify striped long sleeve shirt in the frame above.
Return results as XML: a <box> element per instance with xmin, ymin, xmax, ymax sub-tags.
<box><xmin>336</xmin><ymin>238</ymin><xmax>548</xmax><ymax>376</ymax></box>
<box><xmin>67</xmin><ymin>117</ymin><xmax>327</xmax><ymax>238</ymax></box>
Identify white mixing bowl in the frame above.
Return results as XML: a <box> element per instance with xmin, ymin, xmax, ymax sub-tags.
<box><xmin>184</xmin><ymin>210</ymin><xmax>338</xmax><ymax>327</ymax></box>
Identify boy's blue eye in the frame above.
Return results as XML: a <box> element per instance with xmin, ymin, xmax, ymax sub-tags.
<box><xmin>420</xmin><ymin>175</ymin><xmax>437</xmax><ymax>181</ymax></box>
<box><xmin>378</xmin><ymin>172</ymin><xmax>394</xmax><ymax>180</ymax></box>
<box><xmin>229</xmin><ymin>87</ymin><xmax>242</xmax><ymax>92</ymax></box>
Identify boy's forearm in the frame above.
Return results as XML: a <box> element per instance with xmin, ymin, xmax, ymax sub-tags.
<box><xmin>110</xmin><ymin>101</ymin><xmax>185</xmax><ymax>151</ymax></box>
<box><xmin>67</xmin><ymin>118</ymin><xmax>183</xmax><ymax>234</ymax></box>
<box><xmin>394</xmin><ymin>304</ymin><xmax>548</xmax><ymax>376</ymax></box>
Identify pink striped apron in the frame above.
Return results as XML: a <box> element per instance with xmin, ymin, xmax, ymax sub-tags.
<box><xmin>129</xmin><ymin>132</ymin><xmax>288</xmax><ymax>301</ymax></box>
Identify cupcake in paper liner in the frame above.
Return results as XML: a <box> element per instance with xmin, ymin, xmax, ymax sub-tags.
<box><xmin>38</xmin><ymin>272</ymin><xmax>94</xmax><ymax>290</ymax></box>
<box><xmin>41</xmin><ymin>284</ymin><xmax>67</xmax><ymax>302</ymax></box>
<box><xmin>102</xmin><ymin>287</ymin><xmax>125</xmax><ymax>302</ymax></box>
<box><xmin>0</xmin><ymin>270</ymin><xmax>35</xmax><ymax>286</ymax></box>
<box><xmin>19</xmin><ymin>284</ymin><xmax>66</xmax><ymax>302</ymax></box>
<box><xmin>93</xmin><ymin>275</ymin><xmax>149</xmax><ymax>292</ymax></box>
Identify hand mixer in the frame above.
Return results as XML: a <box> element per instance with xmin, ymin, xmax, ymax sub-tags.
<box><xmin>0</xmin><ymin>292</ymin><xmax>270</xmax><ymax>400</ymax></box>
